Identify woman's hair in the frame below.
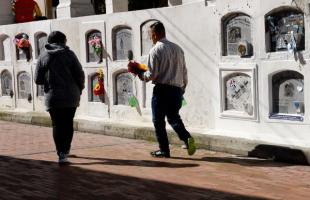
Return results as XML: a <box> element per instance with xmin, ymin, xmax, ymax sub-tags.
<box><xmin>48</xmin><ymin>31</ymin><xmax>66</xmax><ymax>44</ymax></box>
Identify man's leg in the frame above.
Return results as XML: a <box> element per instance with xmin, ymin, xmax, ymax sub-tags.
<box><xmin>151</xmin><ymin>87</ymin><xmax>170</xmax><ymax>156</ymax></box>
<box><xmin>166</xmin><ymin>87</ymin><xmax>196</xmax><ymax>155</ymax></box>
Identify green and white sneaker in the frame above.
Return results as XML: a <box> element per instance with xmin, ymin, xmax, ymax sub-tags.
<box><xmin>187</xmin><ymin>137</ymin><xmax>196</xmax><ymax>156</ymax></box>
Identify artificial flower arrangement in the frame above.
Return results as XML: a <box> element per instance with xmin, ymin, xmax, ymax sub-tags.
<box><xmin>88</xmin><ymin>35</ymin><xmax>103</xmax><ymax>63</ymax></box>
<box><xmin>93</xmin><ymin>69</ymin><xmax>105</xmax><ymax>96</ymax></box>
<box><xmin>127</xmin><ymin>61</ymin><xmax>148</xmax><ymax>76</ymax></box>
<box><xmin>14</xmin><ymin>33</ymin><xmax>31</xmax><ymax>61</ymax></box>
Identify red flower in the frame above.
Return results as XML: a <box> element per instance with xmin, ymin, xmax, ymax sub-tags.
<box><xmin>128</xmin><ymin>61</ymin><xmax>148</xmax><ymax>75</ymax></box>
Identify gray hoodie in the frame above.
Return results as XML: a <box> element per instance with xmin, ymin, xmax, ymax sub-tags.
<box><xmin>34</xmin><ymin>43</ymin><xmax>85</xmax><ymax>110</ymax></box>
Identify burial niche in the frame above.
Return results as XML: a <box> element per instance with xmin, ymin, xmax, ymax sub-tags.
<box><xmin>141</xmin><ymin>20</ymin><xmax>160</xmax><ymax>56</ymax></box>
<box><xmin>92</xmin><ymin>0</ymin><xmax>106</xmax><ymax>14</ymax></box>
<box><xmin>0</xmin><ymin>35</ymin><xmax>9</xmax><ymax>61</ymax></box>
<box><xmin>128</xmin><ymin>0</ymin><xmax>168</xmax><ymax>11</ymax></box>
<box><xmin>224</xmin><ymin>73</ymin><xmax>253</xmax><ymax>115</ymax></box>
<box><xmin>271</xmin><ymin>70</ymin><xmax>304</xmax><ymax>120</ymax></box>
<box><xmin>18</xmin><ymin>72</ymin><xmax>31</xmax><ymax>99</ymax></box>
<box><xmin>88</xmin><ymin>73</ymin><xmax>102</xmax><ymax>102</ymax></box>
<box><xmin>35</xmin><ymin>32</ymin><xmax>47</xmax><ymax>59</ymax></box>
<box><xmin>86</xmin><ymin>30</ymin><xmax>103</xmax><ymax>63</ymax></box>
<box><xmin>222</xmin><ymin>13</ymin><xmax>253</xmax><ymax>57</ymax></box>
<box><xmin>115</xmin><ymin>72</ymin><xmax>133</xmax><ymax>105</ymax></box>
<box><xmin>1</xmin><ymin>70</ymin><xmax>12</xmax><ymax>96</ymax></box>
<box><xmin>112</xmin><ymin>26</ymin><xmax>133</xmax><ymax>61</ymax></box>
<box><xmin>15</xmin><ymin>33</ymin><xmax>31</xmax><ymax>61</ymax></box>
<box><xmin>265</xmin><ymin>7</ymin><xmax>305</xmax><ymax>52</ymax></box>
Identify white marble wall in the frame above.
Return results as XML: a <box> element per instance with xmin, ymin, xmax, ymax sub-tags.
<box><xmin>1</xmin><ymin>0</ymin><xmax>310</xmax><ymax>149</ymax></box>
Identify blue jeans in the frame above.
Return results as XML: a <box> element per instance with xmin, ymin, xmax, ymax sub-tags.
<box><xmin>152</xmin><ymin>84</ymin><xmax>191</xmax><ymax>153</ymax></box>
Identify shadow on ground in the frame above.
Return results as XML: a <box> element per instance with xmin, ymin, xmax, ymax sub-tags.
<box><xmin>171</xmin><ymin>156</ymin><xmax>295</xmax><ymax>167</ymax></box>
<box><xmin>0</xmin><ymin>155</ymin><xmax>270</xmax><ymax>200</ymax></box>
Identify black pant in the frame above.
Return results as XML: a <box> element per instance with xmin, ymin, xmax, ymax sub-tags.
<box><xmin>152</xmin><ymin>84</ymin><xmax>191</xmax><ymax>153</ymax></box>
<box><xmin>48</xmin><ymin>107</ymin><xmax>77</xmax><ymax>156</ymax></box>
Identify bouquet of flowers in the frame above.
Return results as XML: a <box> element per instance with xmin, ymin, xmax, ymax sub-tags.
<box><xmin>15</xmin><ymin>37</ymin><xmax>30</xmax><ymax>49</ymax></box>
<box><xmin>88</xmin><ymin>36</ymin><xmax>102</xmax><ymax>55</ymax></box>
<box><xmin>93</xmin><ymin>69</ymin><xmax>105</xmax><ymax>96</ymax></box>
<box><xmin>127</xmin><ymin>61</ymin><xmax>148</xmax><ymax>76</ymax></box>
<box><xmin>14</xmin><ymin>33</ymin><xmax>31</xmax><ymax>61</ymax></box>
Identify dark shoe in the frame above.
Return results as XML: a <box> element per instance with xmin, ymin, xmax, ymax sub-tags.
<box><xmin>187</xmin><ymin>137</ymin><xmax>196</xmax><ymax>156</ymax></box>
<box><xmin>58</xmin><ymin>152</ymin><xmax>69</xmax><ymax>165</ymax></box>
<box><xmin>150</xmin><ymin>150</ymin><xmax>170</xmax><ymax>158</ymax></box>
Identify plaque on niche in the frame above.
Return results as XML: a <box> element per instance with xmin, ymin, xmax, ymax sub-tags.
<box><xmin>1</xmin><ymin>71</ymin><xmax>12</xmax><ymax>96</ymax></box>
<box><xmin>116</xmin><ymin>73</ymin><xmax>133</xmax><ymax>105</ymax></box>
<box><xmin>272</xmin><ymin>71</ymin><xmax>304</xmax><ymax>115</ymax></box>
<box><xmin>225</xmin><ymin>15</ymin><xmax>252</xmax><ymax>56</ymax></box>
<box><xmin>18</xmin><ymin>72</ymin><xmax>31</xmax><ymax>99</ymax></box>
<box><xmin>36</xmin><ymin>34</ymin><xmax>47</xmax><ymax>58</ymax></box>
<box><xmin>114</xmin><ymin>28</ymin><xmax>132</xmax><ymax>60</ymax></box>
<box><xmin>141</xmin><ymin>20</ymin><xmax>158</xmax><ymax>55</ymax></box>
<box><xmin>225</xmin><ymin>73</ymin><xmax>253</xmax><ymax>115</ymax></box>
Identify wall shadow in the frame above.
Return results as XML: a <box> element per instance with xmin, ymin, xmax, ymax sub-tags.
<box><xmin>248</xmin><ymin>144</ymin><xmax>309</xmax><ymax>165</ymax></box>
<box><xmin>0</xmin><ymin>155</ymin><xmax>270</xmax><ymax>200</ymax></box>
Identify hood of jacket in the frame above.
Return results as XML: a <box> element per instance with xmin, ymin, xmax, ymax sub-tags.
<box><xmin>45</xmin><ymin>43</ymin><xmax>68</xmax><ymax>55</ymax></box>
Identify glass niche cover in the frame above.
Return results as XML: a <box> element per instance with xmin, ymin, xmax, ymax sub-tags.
<box><xmin>270</xmin><ymin>70</ymin><xmax>304</xmax><ymax>122</ymax></box>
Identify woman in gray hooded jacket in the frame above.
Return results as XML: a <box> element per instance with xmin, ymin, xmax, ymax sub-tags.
<box><xmin>35</xmin><ymin>31</ymin><xmax>85</xmax><ymax>164</ymax></box>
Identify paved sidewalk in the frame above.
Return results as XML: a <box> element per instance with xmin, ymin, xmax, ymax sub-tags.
<box><xmin>0</xmin><ymin>121</ymin><xmax>309</xmax><ymax>200</ymax></box>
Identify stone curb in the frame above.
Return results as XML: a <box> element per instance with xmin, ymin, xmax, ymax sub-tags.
<box><xmin>0</xmin><ymin>110</ymin><xmax>309</xmax><ymax>164</ymax></box>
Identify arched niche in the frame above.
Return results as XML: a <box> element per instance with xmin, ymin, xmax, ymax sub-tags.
<box><xmin>222</xmin><ymin>13</ymin><xmax>253</xmax><ymax>57</ymax></box>
<box><xmin>265</xmin><ymin>7</ymin><xmax>305</xmax><ymax>52</ymax></box>
<box><xmin>271</xmin><ymin>70</ymin><xmax>304</xmax><ymax>116</ymax></box>
<box><xmin>128</xmin><ymin>0</ymin><xmax>168</xmax><ymax>11</ymax></box>
<box><xmin>112</xmin><ymin>26</ymin><xmax>133</xmax><ymax>61</ymax></box>
<box><xmin>14</xmin><ymin>33</ymin><xmax>31</xmax><ymax>61</ymax></box>
<box><xmin>1</xmin><ymin>70</ymin><xmax>12</xmax><ymax>96</ymax></box>
<box><xmin>35</xmin><ymin>32</ymin><xmax>47</xmax><ymax>59</ymax></box>
<box><xmin>114</xmin><ymin>71</ymin><xmax>133</xmax><ymax>105</ymax></box>
<box><xmin>0</xmin><ymin>34</ymin><xmax>10</xmax><ymax>61</ymax></box>
<box><xmin>88</xmin><ymin>72</ymin><xmax>103</xmax><ymax>102</ymax></box>
<box><xmin>17</xmin><ymin>71</ymin><xmax>31</xmax><ymax>99</ymax></box>
<box><xmin>86</xmin><ymin>30</ymin><xmax>103</xmax><ymax>63</ymax></box>
<box><xmin>141</xmin><ymin>19</ymin><xmax>160</xmax><ymax>56</ymax></box>
<box><xmin>224</xmin><ymin>72</ymin><xmax>253</xmax><ymax>115</ymax></box>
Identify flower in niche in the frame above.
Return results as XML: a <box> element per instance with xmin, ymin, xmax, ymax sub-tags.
<box><xmin>14</xmin><ymin>33</ymin><xmax>31</xmax><ymax>61</ymax></box>
<box><xmin>93</xmin><ymin>68</ymin><xmax>105</xmax><ymax>96</ymax></box>
<box><xmin>88</xmin><ymin>35</ymin><xmax>103</xmax><ymax>63</ymax></box>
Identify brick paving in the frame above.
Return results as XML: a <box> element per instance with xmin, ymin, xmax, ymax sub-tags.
<box><xmin>0</xmin><ymin>120</ymin><xmax>310</xmax><ymax>200</ymax></box>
